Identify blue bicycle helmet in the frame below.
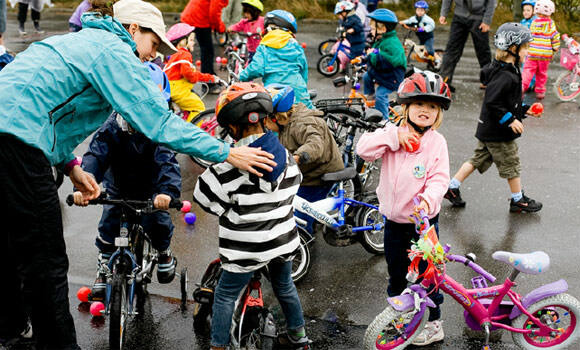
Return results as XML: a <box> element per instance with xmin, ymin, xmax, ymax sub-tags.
<box><xmin>264</xmin><ymin>10</ymin><xmax>298</xmax><ymax>33</ymax></box>
<box><xmin>414</xmin><ymin>1</ymin><xmax>429</xmax><ymax>9</ymax></box>
<box><xmin>266</xmin><ymin>84</ymin><xmax>295</xmax><ymax>113</ymax></box>
<box><xmin>367</xmin><ymin>8</ymin><xmax>398</xmax><ymax>23</ymax></box>
<box><xmin>144</xmin><ymin>61</ymin><xmax>170</xmax><ymax>102</ymax></box>
<box><xmin>521</xmin><ymin>0</ymin><xmax>536</xmax><ymax>7</ymax></box>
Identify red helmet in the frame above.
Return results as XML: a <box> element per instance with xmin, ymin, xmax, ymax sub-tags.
<box><xmin>215</xmin><ymin>82</ymin><xmax>273</xmax><ymax>128</ymax></box>
<box><xmin>397</xmin><ymin>71</ymin><xmax>452</xmax><ymax>110</ymax></box>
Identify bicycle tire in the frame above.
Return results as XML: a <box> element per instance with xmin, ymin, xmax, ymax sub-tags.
<box><xmin>109</xmin><ymin>268</ymin><xmax>128</xmax><ymax>350</ymax></box>
<box><xmin>363</xmin><ymin>305</ymin><xmax>428</xmax><ymax>350</ymax></box>
<box><xmin>133</xmin><ymin>233</ymin><xmax>150</xmax><ymax>305</ymax></box>
<box><xmin>192</xmin><ymin>302</ymin><xmax>212</xmax><ymax>335</ymax></box>
<box><xmin>553</xmin><ymin>71</ymin><xmax>580</xmax><ymax>101</ymax></box>
<box><xmin>189</xmin><ymin>109</ymin><xmax>231</xmax><ymax>169</ymax></box>
<box><xmin>355</xmin><ymin>199</ymin><xmax>385</xmax><ymax>255</ymax></box>
<box><xmin>291</xmin><ymin>227</ymin><xmax>312</xmax><ymax>283</ymax></box>
<box><xmin>180</xmin><ymin>267</ymin><xmax>188</xmax><ymax>311</ymax></box>
<box><xmin>318</xmin><ymin>39</ymin><xmax>336</xmax><ymax>55</ymax></box>
<box><xmin>317</xmin><ymin>54</ymin><xmax>339</xmax><ymax>77</ymax></box>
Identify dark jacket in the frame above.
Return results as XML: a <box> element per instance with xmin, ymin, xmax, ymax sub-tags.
<box><xmin>278</xmin><ymin>104</ymin><xmax>344</xmax><ymax>186</ymax></box>
<box><xmin>475</xmin><ymin>60</ymin><xmax>530</xmax><ymax>142</ymax></box>
<box><xmin>367</xmin><ymin>30</ymin><xmax>406</xmax><ymax>91</ymax></box>
<box><xmin>341</xmin><ymin>13</ymin><xmax>366</xmax><ymax>46</ymax></box>
<box><xmin>440</xmin><ymin>0</ymin><xmax>497</xmax><ymax>25</ymax></box>
<box><xmin>82</xmin><ymin>114</ymin><xmax>181</xmax><ymax>200</ymax></box>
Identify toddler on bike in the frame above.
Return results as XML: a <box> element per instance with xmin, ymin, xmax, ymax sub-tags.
<box><xmin>164</xmin><ymin>22</ymin><xmax>220</xmax><ymax>122</ymax></box>
<box><xmin>73</xmin><ymin>62</ymin><xmax>180</xmax><ymax>301</ymax></box>
<box><xmin>400</xmin><ymin>1</ymin><xmax>441</xmax><ymax>66</ymax></box>
<box><xmin>445</xmin><ymin>23</ymin><xmax>543</xmax><ymax>213</ymax></box>
<box><xmin>521</xmin><ymin>0</ymin><xmax>560</xmax><ymax>100</ymax></box>
<box><xmin>264</xmin><ymin>84</ymin><xmax>344</xmax><ymax>231</ymax></box>
<box><xmin>363</xmin><ymin>8</ymin><xmax>406</xmax><ymax>119</ymax></box>
<box><xmin>227</xmin><ymin>0</ymin><xmax>264</xmax><ymax>61</ymax></box>
<box><xmin>357</xmin><ymin>71</ymin><xmax>452</xmax><ymax>346</ymax></box>
<box><xmin>193</xmin><ymin>82</ymin><xmax>311</xmax><ymax>350</ymax></box>
<box><xmin>335</xmin><ymin>1</ymin><xmax>366</xmax><ymax>59</ymax></box>
<box><xmin>239</xmin><ymin>9</ymin><xmax>313</xmax><ymax>108</ymax></box>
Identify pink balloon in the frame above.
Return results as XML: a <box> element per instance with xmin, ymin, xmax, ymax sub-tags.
<box><xmin>181</xmin><ymin>200</ymin><xmax>192</xmax><ymax>213</ymax></box>
<box><xmin>90</xmin><ymin>302</ymin><xmax>105</xmax><ymax>317</ymax></box>
<box><xmin>216</xmin><ymin>57</ymin><xmax>222</xmax><ymax>63</ymax></box>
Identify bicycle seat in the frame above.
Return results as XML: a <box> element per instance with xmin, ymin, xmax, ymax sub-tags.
<box><xmin>491</xmin><ymin>251</ymin><xmax>550</xmax><ymax>275</ymax></box>
<box><xmin>321</xmin><ymin>167</ymin><xmax>357</xmax><ymax>183</ymax></box>
<box><xmin>364</xmin><ymin>108</ymin><xmax>383</xmax><ymax>123</ymax></box>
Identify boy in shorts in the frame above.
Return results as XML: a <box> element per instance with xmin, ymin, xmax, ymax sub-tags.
<box><xmin>444</xmin><ymin>22</ymin><xmax>543</xmax><ymax>213</ymax></box>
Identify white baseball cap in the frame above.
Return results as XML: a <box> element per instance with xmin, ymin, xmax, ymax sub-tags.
<box><xmin>114</xmin><ymin>0</ymin><xmax>177</xmax><ymax>56</ymax></box>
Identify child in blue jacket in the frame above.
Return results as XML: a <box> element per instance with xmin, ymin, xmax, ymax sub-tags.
<box><xmin>72</xmin><ymin>64</ymin><xmax>181</xmax><ymax>300</ymax></box>
<box><xmin>335</xmin><ymin>1</ymin><xmax>366</xmax><ymax>58</ymax></box>
<box><xmin>363</xmin><ymin>9</ymin><xmax>407</xmax><ymax>119</ymax></box>
<box><xmin>239</xmin><ymin>9</ymin><xmax>313</xmax><ymax>108</ymax></box>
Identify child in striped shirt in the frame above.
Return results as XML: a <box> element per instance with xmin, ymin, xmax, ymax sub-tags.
<box><xmin>521</xmin><ymin>0</ymin><xmax>560</xmax><ymax>99</ymax></box>
<box><xmin>193</xmin><ymin>82</ymin><xmax>311</xmax><ymax>350</ymax></box>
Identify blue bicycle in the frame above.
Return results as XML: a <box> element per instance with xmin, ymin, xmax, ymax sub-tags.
<box><xmin>317</xmin><ymin>29</ymin><xmax>354</xmax><ymax>77</ymax></box>
<box><xmin>67</xmin><ymin>193</ymin><xmax>187</xmax><ymax>350</ymax></box>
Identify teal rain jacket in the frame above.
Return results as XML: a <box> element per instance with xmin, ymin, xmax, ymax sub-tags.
<box><xmin>0</xmin><ymin>13</ymin><xmax>229</xmax><ymax>168</ymax></box>
<box><xmin>239</xmin><ymin>29</ymin><xmax>313</xmax><ymax>109</ymax></box>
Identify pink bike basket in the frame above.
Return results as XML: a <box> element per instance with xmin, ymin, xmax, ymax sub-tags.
<box><xmin>560</xmin><ymin>48</ymin><xmax>579</xmax><ymax>71</ymax></box>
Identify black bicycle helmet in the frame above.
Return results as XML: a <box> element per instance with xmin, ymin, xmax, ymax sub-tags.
<box><xmin>215</xmin><ymin>82</ymin><xmax>273</xmax><ymax>128</ymax></box>
<box><xmin>494</xmin><ymin>22</ymin><xmax>533</xmax><ymax>51</ymax></box>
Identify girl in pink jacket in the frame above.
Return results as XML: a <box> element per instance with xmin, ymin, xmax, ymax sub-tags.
<box><xmin>356</xmin><ymin>71</ymin><xmax>452</xmax><ymax>346</ymax></box>
<box><xmin>228</xmin><ymin>0</ymin><xmax>264</xmax><ymax>61</ymax></box>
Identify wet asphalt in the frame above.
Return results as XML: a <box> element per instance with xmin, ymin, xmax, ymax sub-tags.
<box><xmin>3</xmin><ymin>9</ymin><xmax>580</xmax><ymax>350</ymax></box>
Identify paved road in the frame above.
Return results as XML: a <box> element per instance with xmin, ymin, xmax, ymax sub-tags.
<box><xmin>3</xmin><ymin>9</ymin><xmax>580</xmax><ymax>350</ymax></box>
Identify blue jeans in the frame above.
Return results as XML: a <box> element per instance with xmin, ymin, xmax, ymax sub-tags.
<box><xmin>421</xmin><ymin>37</ymin><xmax>435</xmax><ymax>56</ymax></box>
<box><xmin>296</xmin><ymin>185</ymin><xmax>332</xmax><ymax>233</ymax></box>
<box><xmin>363</xmin><ymin>71</ymin><xmax>393</xmax><ymax>119</ymax></box>
<box><xmin>210</xmin><ymin>260</ymin><xmax>305</xmax><ymax>347</ymax></box>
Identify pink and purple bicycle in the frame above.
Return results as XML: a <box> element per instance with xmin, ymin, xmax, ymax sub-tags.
<box><xmin>364</xmin><ymin>198</ymin><xmax>580</xmax><ymax>350</ymax></box>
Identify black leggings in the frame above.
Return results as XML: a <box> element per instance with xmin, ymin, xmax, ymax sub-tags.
<box><xmin>194</xmin><ymin>27</ymin><xmax>216</xmax><ymax>75</ymax></box>
<box><xmin>17</xmin><ymin>2</ymin><xmax>40</xmax><ymax>25</ymax></box>
<box><xmin>0</xmin><ymin>134</ymin><xmax>80</xmax><ymax>349</ymax></box>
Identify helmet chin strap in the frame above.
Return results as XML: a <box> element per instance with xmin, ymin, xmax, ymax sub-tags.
<box><xmin>407</xmin><ymin>118</ymin><xmax>431</xmax><ymax>134</ymax></box>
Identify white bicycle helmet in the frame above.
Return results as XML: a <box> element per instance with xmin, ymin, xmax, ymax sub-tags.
<box><xmin>334</xmin><ymin>1</ymin><xmax>355</xmax><ymax>15</ymax></box>
<box><xmin>534</xmin><ymin>0</ymin><xmax>555</xmax><ymax>16</ymax></box>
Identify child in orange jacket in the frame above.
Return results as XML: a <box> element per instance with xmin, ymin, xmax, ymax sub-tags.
<box><xmin>164</xmin><ymin>23</ymin><xmax>221</xmax><ymax>121</ymax></box>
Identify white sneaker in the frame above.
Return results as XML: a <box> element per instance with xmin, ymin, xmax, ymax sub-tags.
<box><xmin>411</xmin><ymin>320</ymin><xmax>444</xmax><ymax>346</ymax></box>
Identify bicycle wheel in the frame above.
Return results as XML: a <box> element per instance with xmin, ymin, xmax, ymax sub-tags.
<box><xmin>363</xmin><ymin>305</ymin><xmax>428</xmax><ymax>350</ymax></box>
<box><xmin>109</xmin><ymin>268</ymin><xmax>129</xmax><ymax>350</ymax></box>
<box><xmin>133</xmin><ymin>233</ymin><xmax>151</xmax><ymax>303</ymax></box>
<box><xmin>317</xmin><ymin>54</ymin><xmax>339</xmax><ymax>77</ymax></box>
<box><xmin>193</xmin><ymin>303</ymin><xmax>212</xmax><ymax>335</ymax></box>
<box><xmin>318</xmin><ymin>39</ymin><xmax>336</xmax><ymax>55</ymax></box>
<box><xmin>553</xmin><ymin>71</ymin><xmax>580</xmax><ymax>101</ymax></box>
<box><xmin>189</xmin><ymin>109</ymin><xmax>232</xmax><ymax>169</ymax></box>
<box><xmin>291</xmin><ymin>227</ymin><xmax>312</xmax><ymax>283</ymax></box>
<box><xmin>180</xmin><ymin>267</ymin><xmax>188</xmax><ymax>311</ymax></box>
<box><xmin>512</xmin><ymin>293</ymin><xmax>580</xmax><ymax>350</ymax></box>
<box><xmin>355</xmin><ymin>202</ymin><xmax>385</xmax><ymax>255</ymax></box>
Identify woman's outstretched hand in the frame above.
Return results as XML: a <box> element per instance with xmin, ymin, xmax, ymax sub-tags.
<box><xmin>226</xmin><ymin>146</ymin><xmax>277</xmax><ymax>177</ymax></box>
<box><xmin>70</xmin><ymin>166</ymin><xmax>100</xmax><ymax>202</ymax></box>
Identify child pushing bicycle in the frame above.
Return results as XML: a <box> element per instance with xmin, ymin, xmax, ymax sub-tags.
<box><xmin>164</xmin><ymin>22</ymin><xmax>221</xmax><ymax>122</ymax></box>
<box><xmin>400</xmin><ymin>1</ymin><xmax>441</xmax><ymax>67</ymax></box>
<box><xmin>72</xmin><ymin>63</ymin><xmax>180</xmax><ymax>301</ymax></box>
<box><xmin>357</xmin><ymin>71</ymin><xmax>452</xmax><ymax>346</ymax></box>
<box><xmin>445</xmin><ymin>23</ymin><xmax>543</xmax><ymax>213</ymax></box>
<box><xmin>227</xmin><ymin>0</ymin><xmax>264</xmax><ymax>62</ymax></box>
<box><xmin>193</xmin><ymin>82</ymin><xmax>311</xmax><ymax>350</ymax></box>
<box><xmin>363</xmin><ymin>9</ymin><xmax>406</xmax><ymax>119</ymax></box>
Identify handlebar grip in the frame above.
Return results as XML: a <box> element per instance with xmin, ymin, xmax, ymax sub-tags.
<box><xmin>169</xmin><ymin>199</ymin><xmax>183</xmax><ymax>210</ymax></box>
<box><xmin>66</xmin><ymin>194</ymin><xmax>74</xmax><ymax>206</ymax></box>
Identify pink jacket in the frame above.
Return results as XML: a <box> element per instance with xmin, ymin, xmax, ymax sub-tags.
<box><xmin>356</xmin><ymin>124</ymin><xmax>450</xmax><ymax>223</ymax></box>
<box><xmin>229</xmin><ymin>16</ymin><xmax>265</xmax><ymax>53</ymax></box>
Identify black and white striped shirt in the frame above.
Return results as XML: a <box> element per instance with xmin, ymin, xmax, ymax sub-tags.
<box><xmin>194</xmin><ymin>145</ymin><xmax>302</xmax><ymax>273</ymax></box>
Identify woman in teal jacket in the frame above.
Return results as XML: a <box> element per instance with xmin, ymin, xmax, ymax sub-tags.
<box><xmin>239</xmin><ymin>10</ymin><xmax>313</xmax><ymax>108</ymax></box>
<box><xmin>0</xmin><ymin>0</ymin><xmax>274</xmax><ymax>348</ymax></box>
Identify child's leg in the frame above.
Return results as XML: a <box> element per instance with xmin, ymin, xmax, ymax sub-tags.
<box><xmin>522</xmin><ymin>59</ymin><xmax>538</xmax><ymax>93</ymax></box>
<box><xmin>211</xmin><ymin>270</ymin><xmax>254</xmax><ymax>348</ymax></box>
<box><xmin>508</xmin><ymin>177</ymin><xmax>522</xmax><ymax>194</ymax></box>
<box><xmin>268</xmin><ymin>260</ymin><xmax>306</xmax><ymax>334</ymax></box>
<box><xmin>450</xmin><ymin>162</ymin><xmax>476</xmax><ymax>186</ymax></box>
<box><xmin>143</xmin><ymin>212</ymin><xmax>176</xmax><ymax>283</ymax></box>
<box><xmin>422</xmin><ymin>37</ymin><xmax>435</xmax><ymax>57</ymax></box>
<box><xmin>384</xmin><ymin>221</ymin><xmax>412</xmax><ymax>296</ymax></box>
<box><xmin>170</xmin><ymin>79</ymin><xmax>205</xmax><ymax>121</ymax></box>
<box><xmin>533</xmin><ymin>60</ymin><xmax>550</xmax><ymax>98</ymax></box>
<box><xmin>375</xmin><ymin>85</ymin><xmax>393</xmax><ymax>120</ymax></box>
<box><xmin>363</xmin><ymin>71</ymin><xmax>375</xmax><ymax>96</ymax></box>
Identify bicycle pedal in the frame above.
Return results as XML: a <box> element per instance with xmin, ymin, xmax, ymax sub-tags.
<box><xmin>336</xmin><ymin>224</ymin><xmax>353</xmax><ymax>238</ymax></box>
